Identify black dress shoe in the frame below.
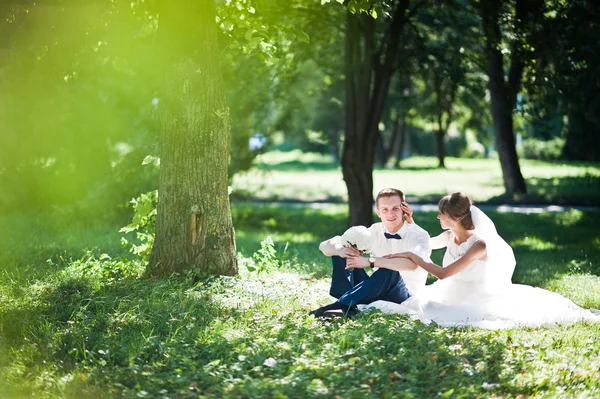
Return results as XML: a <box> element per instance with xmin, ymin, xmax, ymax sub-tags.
<box><xmin>309</xmin><ymin>302</ymin><xmax>348</xmax><ymax>318</ymax></box>
<box><xmin>323</xmin><ymin>306</ymin><xmax>359</xmax><ymax>319</ymax></box>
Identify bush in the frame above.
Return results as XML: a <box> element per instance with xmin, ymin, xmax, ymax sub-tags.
<box><xmin>520</xmin><ymin>137</ymin><xmax>565</xmax><ymax>161</ymax></box>
<box><xmin>119</xmin><ymin>190</ymin><xmax>157</xmax><ymax>261</ymax></box>
<box><xmin>408</xmin><ymin>128</ymin><xmax>468</xmax><ymax>158</ymax></box>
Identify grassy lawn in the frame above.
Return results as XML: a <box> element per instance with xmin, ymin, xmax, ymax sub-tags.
<box><xmin>1</xmin><ymin>204</ymin><xmax>600</xmax><ymax>398</ymax></box>
<box><xmin>231</xmin><ymin>151</ymin><xmax>600</xmax><ymax>204</ymax></box>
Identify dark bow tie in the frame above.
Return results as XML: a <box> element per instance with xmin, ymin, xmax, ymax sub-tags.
<box><xmin>384</xmin><ymin>232</ymin><xmax>402</xmax><ymax>240</ymax></box>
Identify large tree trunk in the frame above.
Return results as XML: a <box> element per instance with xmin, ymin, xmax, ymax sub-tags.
<box><xmin>480</xmin><ymin>0</ymin><xmax>527</xmax><ymax>194</ymax></box>
<box><xmin>148</xmin><ymin>0</ymin><xmax>237</xmax><ymax>278</ymax></box>
<box><xmin>487</xmin><ymin>66</ymin><xmax>527</xmax><ymax>193</ymax></box>
<box><xmin>342</xmin><ymin>1</ymin><xmax>410</xmax><ymax>227</ymax></box>
<box><xmin>343</xmin><ymin>11</ymin><xmax>375</xmax><ymax>227</ymax></box>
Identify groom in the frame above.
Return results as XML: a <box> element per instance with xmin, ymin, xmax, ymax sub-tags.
<box><xmin>310</xmin><ymin>188</ymin><xmax>431</xmax><ymax>318</ymax></box>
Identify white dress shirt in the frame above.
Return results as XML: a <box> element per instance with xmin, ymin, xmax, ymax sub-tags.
<box><xmin>367</xmin><ymin>222</ymin><xmax>431</xmax><ymax>296</ymax></box>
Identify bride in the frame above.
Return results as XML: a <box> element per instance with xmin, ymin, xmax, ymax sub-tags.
<box><xmin>359</xmin><ymin>192</ymin><xmax>600</xmax><ymax>329</ymax></box>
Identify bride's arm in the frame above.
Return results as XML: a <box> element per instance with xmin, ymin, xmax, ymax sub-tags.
<box><xmin>346</xmin><ymin>255</ymin><xmax>418</xmax><ymax>271</ymax></box>
<box><xmin>430</xmin><ymin>231</ymin><xmax>450</xmax><ymax>250</ymax></box>
<box><xmin>409</xmin><ymin>240</ymin><xmax>487</xmax><ymax>280</ymax></box>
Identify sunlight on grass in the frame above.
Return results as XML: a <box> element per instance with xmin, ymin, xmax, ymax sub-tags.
<box><xmin>545</xmin><ymin>274</ymin><xmax>600</xmax><ymax>309</ymax></box>
<box><xmin>512</xmin><ymin>236</ymin><xmax>558</xmax><ymax>251</ymax></box>
<box><xmin>231</xmin><ymin>153</ymin><xmax>600</xmax><ymax>203</ymax></box>
<box><xmin>553</xmin><ymin>209</ymin><xmax>584</xmax><ymax>227</ymax></box>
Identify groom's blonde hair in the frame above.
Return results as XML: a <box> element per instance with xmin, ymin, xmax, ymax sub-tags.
<box><xmin>375</xmin><ymin>188</ymin><xmax>405</xmax><ymax>208</ymax></box>
<box><xmin>438</xmin><ymin>192</ymin><xmax>474</xmax><ymax>230</ymax></box>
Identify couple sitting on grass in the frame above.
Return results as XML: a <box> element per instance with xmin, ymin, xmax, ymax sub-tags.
<box><xmin>310</xmin><ymin>188</ymin><xmax>600</xmax><ymax>328</ymax></box>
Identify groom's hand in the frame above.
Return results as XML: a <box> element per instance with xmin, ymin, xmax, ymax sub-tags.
<box><xmin>345</xmin><ymin>256</ymin><xmax>369</xmax><ymax>269</ymax></box>
<box><xmin>337</xmin><ymin>246</ymin><xmax>361</xmax><ymax>258</ymax></box>
<box><xmin>402</xmin><ymin>202</ymin><xmax>414</xmax><ymax>224</ymax></box>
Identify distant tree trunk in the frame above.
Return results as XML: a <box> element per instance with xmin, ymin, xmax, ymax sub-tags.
<box><xmin>394</xmin><ymin>115</ymin><xmax>408</xmax><ymax>167</ymax></box>
<box><xmin>148</xmin><ymin>0</ymin><xmax>237</xmax><ymax>278</ymax></box>
<box><xmin>435</xmin><ymin>126</ymin><xmax>446</xmax><ymax>168</ymax></box>
<box><xmin>343</xmin><ymin>0</ymin><xmax>410</xmax><ymax>227</ymax></box>
<box><xmin>331</xmin><ymin>133</ymin><xmax>341</xmax><ymax>162</ymax></box>
<box><xmin>479</xmin><ymin>0</ymin><xmax>527</xmax><ymax>194</ymax></box>
<box><xmin>433</xmin><ymin>74</ymin><xmax>446</xmax><ymax>169</ymax></box>
<box><xmin>374</xmin><ymin>119</ymin><xmax>400</xmax><ymax>168</ymax></box>
<box><xmin>386</xmin><ymin>116</ymin><xmax>403</xmax><ymax>164</ymax></box>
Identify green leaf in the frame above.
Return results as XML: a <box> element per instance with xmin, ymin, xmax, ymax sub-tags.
<box><xmin>119</xmin><ymin>225</ymin><xmax>137</xmax><ymax>233</ymax></box>
<box><xmin>348</xmin><ymin>0</ymin><xmax>358</xmax><ymax>14</ymax></box>
<box><xmin>321</xmin><ymin>0</ymin><xmax>331</xmax><ymax>4</ymax></box>
<box><xmin>298</xmin><ymin>30</ymin><xmax>310</xmax><ymax>43</ymax></box>
<box><xmin>369</xmin><ymin>8</ymin><xmax>378</xmax><ymax>19</ymax></box>
<box><xmin>244</xmin><ymin>29</ymin><xmax>256</xmax><ymax>41</ymax></box>
<box><xmin>221</xmin><ymin>21</ymin><xmax>234</xmax><ymax>32</ymax></box>
<box><xmin>141</xmin><ymin>155</ymin><xmax>159</xmax><ymax>167</ymax></box>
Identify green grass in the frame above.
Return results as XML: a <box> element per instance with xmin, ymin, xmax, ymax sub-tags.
<box><xmin>231</xmin><ymin>151</ymin><xmax>600</xmax><ymax>204</ymax></box>
<box><xmin>1</xmin><ymin>205</ymin><xmax>600</xmax><ymax>398</ymax></box>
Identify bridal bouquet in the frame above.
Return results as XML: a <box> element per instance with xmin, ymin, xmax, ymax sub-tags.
<box><xmin>341</xmin><ymin>225</ymin><xmax>372</xmax><ymax>253</ymax></box>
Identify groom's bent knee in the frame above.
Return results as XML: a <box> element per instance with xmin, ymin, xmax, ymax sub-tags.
<box><xmin>331</xmin><ymin>255</ymin><xmax>347</xmax><ymax>269</ymax></box>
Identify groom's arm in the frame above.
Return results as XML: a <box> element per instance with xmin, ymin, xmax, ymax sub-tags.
<box><xmin>408</xmin><ymin>225</ymin><xmax>432</xmax><ymax>260</ymax></box>
<box><xmin>319</xmin><ymin>236</ymin><xmax>361</xmax><ymax>258</ymax></box>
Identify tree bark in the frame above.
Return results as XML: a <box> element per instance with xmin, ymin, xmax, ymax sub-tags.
<box><xmin>480</xmin><ymin>0</ymin><xmax>527</xmax><ymax>194</ymax></box>
<box><xmin>342</xmin><ymin>1</ymin><xmax>410</xmax><ymax>227</ymax></box>
<box><xmin>148</xmin><ymin>0</ymin><xmax>237</xmax><ymax>278</ymax></box>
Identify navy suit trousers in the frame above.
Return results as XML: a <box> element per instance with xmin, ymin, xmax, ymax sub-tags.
<box><xmin>329</xmin><ymin>256</ymin><xmax>410</xmax><ymax>307</ymax></box>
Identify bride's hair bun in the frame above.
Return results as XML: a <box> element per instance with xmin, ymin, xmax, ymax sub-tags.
<box><xmin>438</xmin><ymin>192</ymin><xmax>474</xmax><ymax>230</ymax></box>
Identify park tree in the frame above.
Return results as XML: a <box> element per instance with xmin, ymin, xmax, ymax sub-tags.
<box><xmin>340</xmin><ymin>0</ymin><xmax>424</xmax><ymax>227</ymax></box>
<box><xmin>147</xmin><ymin>0</ymin><xmax>237</xmax><ymax>277</ymax></box>
<box><xmin>413</xmin><ymin>2</ymin><xmax>475</xmax><ymax>168</ymax></box>
<box><xmin>522</xmin><ymin>0</ymin><xmax>600</xmax><ymax>162</ymax></box>
<box><xmin>476</xmin><ymin>0</ymin><xmax>539</xmax><ymax>194</ymax></box>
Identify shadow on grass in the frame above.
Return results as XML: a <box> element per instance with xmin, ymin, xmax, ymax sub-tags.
<box><xmin>488</xmin><ymin>175</ymin><xmax>600</xmax><ymax>205</ymax></box>
<box><xmin>0</xmin><ymin>275</ymin><xmax>223</xmax><ymax>373</ymax></box>
<box><xmin>255</xmin><ymin>160</ymin><xmax>340</xmax><ymax>172</ymax></box>
<box><xmin>230</xmin><ymin>191</ymin><xmax>347</xmax><ymax>203</ymax></box>
<box><xmin>214</xmin><ymin>313</ymin><xmax>536</xmax><ymax>398</ymax></box>
<box><xmin>385</xmin><ymin>165</ymin><xmax>440</xmax><ymax>171</ymax></box>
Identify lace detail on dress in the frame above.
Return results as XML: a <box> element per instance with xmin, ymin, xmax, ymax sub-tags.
<box><xmin>443</xmin><ymin>234</ymin><xmax>480</xmax><ymax>266</ymax></box>
<box><xmin>442</xmin><ymin>233</ymin><xmax>487</xmax><ymax>284</ymax></box>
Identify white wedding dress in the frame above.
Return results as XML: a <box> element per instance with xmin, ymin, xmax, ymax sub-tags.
<box><xmin>362</xmin><ymin>229</ymin><xmax>600</xmax><ymax>329</ymax></box>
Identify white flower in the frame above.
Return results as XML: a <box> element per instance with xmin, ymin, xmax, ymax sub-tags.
<box><xmin>341</xmin><ymin>225</ymin><xmax>372</xmax><ymax>253</ymax></box>
<box><xmin>263</xmin><ymin>357</ymin><xmax>277</xmax><ymax>367</ymax></box>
